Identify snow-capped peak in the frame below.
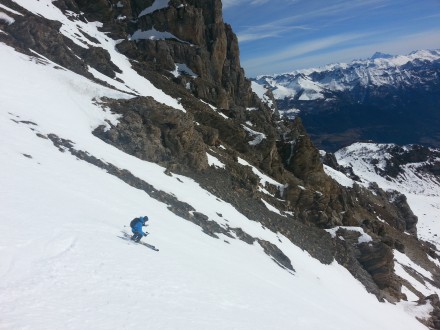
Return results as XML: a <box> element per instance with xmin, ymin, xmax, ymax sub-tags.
<box><xmin>370</xmin><ymin>52</ymin><xmax>394</xmax><ymax>60</ymax></box>
<box><xmin>255</xmin><ymin>49</ymin><xmax>440</xmax><ymax>98</ymax></box>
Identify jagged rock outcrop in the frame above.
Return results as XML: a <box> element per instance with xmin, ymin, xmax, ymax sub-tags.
<box><xmin>358</xmin><ymin>242</ymin><xmax>401</xmax><ymax>297</ymax></box>
<box><xmin>258</xmin><ymin>239</ymin><xmax>295</xmax><ymax>271</ymax></box>
<box><xmin>4</xmin><ymin>14</ymin><xmax>87</xmax><ymax>75</ymax></box>
<box><xmin>1</xmin><ymin>2</ymin><xmax>123</xmax><ymax>85</ymax></box>
<box><xmin>274</xmin><ymin>118</ymin><xmax>419</xmax><ymax>235</ymax></box>
<box><xmin>278</xmin><ymin>117</ymin><xmax>323</xmax><ymax>181</ymax></box>
<box><xmin>322</xmin><ymin>152</ymin><xmax>360</xmax><ymax>181</ymax></box>
<box><xmin>86</xmin><ymin>0</ymin><xmax>257</xmax><ymax>110</ymax></box>
<box><xmin>93</xmin><ymin>96</ymin><xmax>209</xmax><ymax>171</ymax></box>
<box><xmin>388</xmin><ymin>191</ymin><xmax>418</xmax><ymax>235</ymax></box>
<box><xmin>418</xmin><ymin>294</ymin><xmax>440</xmax><ymax>329</ymax></box>
<box><xmin>381</xmin><ymin>145</ymin><xmax>440</xmax><ymax>179</ymax></box>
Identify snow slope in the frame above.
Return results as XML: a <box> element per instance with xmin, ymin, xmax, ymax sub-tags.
<box><xmin>335</xmin><ymin>143</ymin><xmax>440</xmax><ymax>247</ymax></box>
<box><xmin>0</xmin><ymin>1</ymin><xmax>434</xmax><ymax>328</ymax></box>
<box><xmin>10</xmin><ymin>0</ymin><xmax>184</xmax><ymax>111</ymax></box>
<box><xmin>0</xmin><ymin>40</ymin><xmax>428</xmax><ymax>330</ymax></box>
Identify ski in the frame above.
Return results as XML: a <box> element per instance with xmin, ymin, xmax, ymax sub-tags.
<box><xmin>138</xmin><ymin>241</ymin><xmax>159</xmax><ymax>251</ymax></box>
<box><xmin>119</xmin><ymin>231</ymin><xmax>159</xmax><ymax>251</ymax></box>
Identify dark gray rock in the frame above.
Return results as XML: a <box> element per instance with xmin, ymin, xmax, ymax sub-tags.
<box><xmin>258</xmin><ymin>239</ymin><xmax>295</xmax><ymax>271</ymax></box>
<box><xmin>94</xmin><ymin>96</ymin><xmax>209</xmax><ymax>171</ymax></box>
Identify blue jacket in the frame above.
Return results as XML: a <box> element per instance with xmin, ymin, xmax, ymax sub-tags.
<box><xmin>132</xmin><ymin>216</ymin><xmax>148</xmax><ymax>235</ymax></box>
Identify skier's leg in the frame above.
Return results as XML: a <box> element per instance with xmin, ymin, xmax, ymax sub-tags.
<box><xmin>131</xmin><ymin>232</ymin><xmax>140</xmax><ymax>241</ymax></box>
<box><xmin>134</xmin><ymin>232</ymin><xmax>143</xmax><ymax>242</ymax></box>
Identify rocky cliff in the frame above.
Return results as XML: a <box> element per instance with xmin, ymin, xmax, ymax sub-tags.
<box><xmin>77</xmin><ymin>0</ymin><xmax>257</xmax><ymax>110</ymax></box>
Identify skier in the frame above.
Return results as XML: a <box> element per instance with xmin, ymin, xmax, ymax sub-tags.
<box><xmin>130</xmin><ymin>216</ymin><xmax>149</xmax><ymax>242</ymax></box>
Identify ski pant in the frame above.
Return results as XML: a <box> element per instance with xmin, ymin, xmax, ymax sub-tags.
<box><xmin>131</xmin><ymin>231</ymin><xmax>143</xmax><ymax>242</ymax></box>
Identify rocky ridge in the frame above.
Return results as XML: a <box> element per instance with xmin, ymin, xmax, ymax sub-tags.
<box><xmin>327</xmin><ymin>142</ymin><xmax>440</xmax><ymax>328</ymax></box>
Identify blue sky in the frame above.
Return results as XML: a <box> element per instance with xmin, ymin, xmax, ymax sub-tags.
<box><xmin>222</xmin><ymin>0</ymin><xmax>440</xmax><ymax>77</ymax></box>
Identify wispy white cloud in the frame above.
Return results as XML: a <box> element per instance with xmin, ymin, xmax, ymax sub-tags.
<box><xmin>222</xmin><ymin>0</ymin><xmax>242</xmax><ymax>9</ymax></box>
<box><xmin>238</xmin><ymin>25</ymin><xmax>311</xmax><ymax>42</ymax></box>
<box><xmin>250</xmin><ymin>0</ymin><xmax>270</xmax><ymax>5</ymax></box>
<box><xmin>243</xmin><ymin>29</ymin><xmax>440</xmax><ymax>76</ymax></box>
<box><xmin>223</xmin><ymin>0</ymin><xmax>294</xmax><ymax>9</ymax></box>
<box><xmin>413</xmin><ymin>13</ymin><xmax>440</xmax><ymax>21</ymax></box>
<box><xmin>348</xmin><ymin>29</ymin><xmax>440</xmax><ymax>58</ymax></box>
<box><xmin>244</xmin><ymin>32</ymin><xmax>370</xmax><ymax>69</ymax></box>
<box><xmin>224</xmin><ymin>0</ymin><xmax>440</xmax><ymax>76</ymax></box>
<box><xmin>274</xmin><ymin>0</ymin><xmax>388</xmax><ymax>26</ymax></box>
<box><xmin>228</xmin><ymin>0</ymin><xmax>390</xmax><ymax>39</ymax></box>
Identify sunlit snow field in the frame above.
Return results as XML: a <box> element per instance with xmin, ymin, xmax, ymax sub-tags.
<box><xmin>0</xmin><ymin>0</ymin><xmax>435</xmax><ymax>329</ymax></box>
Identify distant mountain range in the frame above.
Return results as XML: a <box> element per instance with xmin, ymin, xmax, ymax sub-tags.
<box><xmin>254</xmin><ymin>50</ymin><xmax>440</xmax><ymax>151</ymax></box>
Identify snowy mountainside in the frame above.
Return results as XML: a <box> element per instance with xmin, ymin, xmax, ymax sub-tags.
<box><xmin>0</xmin><ymin>39</ymin><xmax>425</xmax><ymax>330</ymax></box>
<box><xmin>254</xmin><ymin>49</ymin><xmax>440</xmax><ymax>151</ymax></box>
<box><xmin>333</xmin><ymin>143</ymin><xmax>440</xmax><ymax>247</ymax></box>
<box><xmin>2</xmin><ymin>0</ymin><xmax>440</xmax><ymax>329</ymax></box>
<box><xmin>256</xmin><ymin>49</ymin><xmax>440</xmax><ymax>101</ymax></box>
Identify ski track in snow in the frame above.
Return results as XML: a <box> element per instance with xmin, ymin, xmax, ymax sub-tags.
<box><xmin>0</xmin><ymin>3</ymin><xmax>434</xmax><ymax>330</ymax></box>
